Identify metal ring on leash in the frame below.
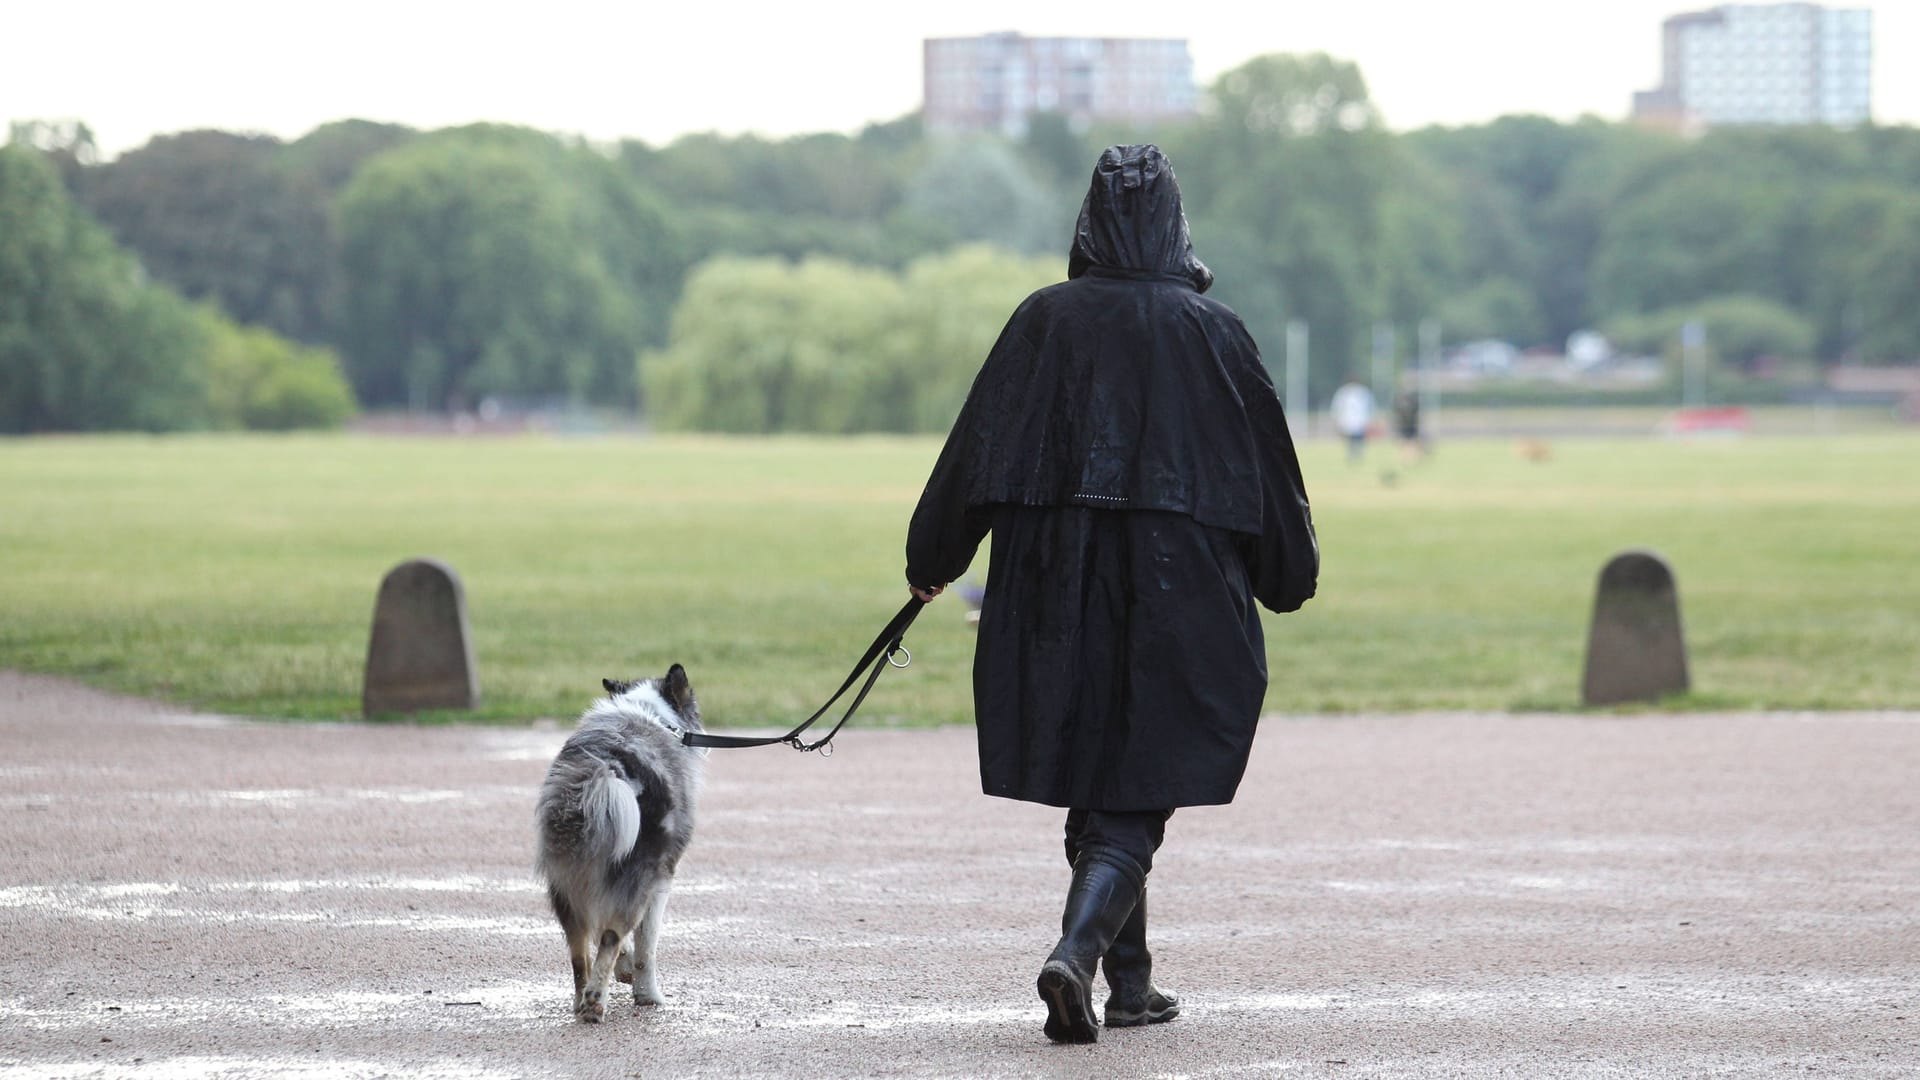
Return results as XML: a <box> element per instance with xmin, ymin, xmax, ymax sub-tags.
<box><xmin>888</xmin><ymin>646</ymin><xmax>912</xmax><ymax>669</ymax></box>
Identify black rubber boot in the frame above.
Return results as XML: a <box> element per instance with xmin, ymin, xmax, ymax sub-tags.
<box><xmin>1038</xmin><ymin>847</ymin><xmax>1145</xmax><ymax>1044</ymax></box>
<box><xmin>1101</xmin><ymin>889</ymin><xmax>1181</xmax><ymax>1026</ymax></box>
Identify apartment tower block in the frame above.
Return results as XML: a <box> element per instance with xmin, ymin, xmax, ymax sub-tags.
<box><xmin>923</xmin><ymin>32</ymin><xmax>1197</xmax><ymax>137</ymax></box>
<box><xmin>1633</xmin><ymin>3</ymin><xmax>1873</xmax><ymax>129</ymax></box>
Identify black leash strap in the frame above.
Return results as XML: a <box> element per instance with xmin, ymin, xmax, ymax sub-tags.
<box><xmin>682</xmin><ymin>598</ymin><xmax>924</xmax><ymax>754</ymax></box>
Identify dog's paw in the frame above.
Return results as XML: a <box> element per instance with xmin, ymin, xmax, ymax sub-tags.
<box><xmin>632</xmin><ymin>984</ymin><xmax>666</xmax><ymax>1009</ymax></box>
<box><xmin>576</xmin><ymin>988</ymin><xmax>607</xmax><ymax>1023</ymax></box>
<box><xmin>614</xmin><ymin>953</ymin><xmax>634</xmax><ymax>985</ymax></box>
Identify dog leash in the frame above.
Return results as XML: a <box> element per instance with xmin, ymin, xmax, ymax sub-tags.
<box><xmin>681</xmin><ymin>597</ymin><xmax>924</xmax><ymax>755</ymax></box>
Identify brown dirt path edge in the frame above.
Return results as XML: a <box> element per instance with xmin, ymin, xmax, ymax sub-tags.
<box><xmin>0</xmin><ymin>670</ymin><xmax>1916</xmax><ymax>1079</ymax></box>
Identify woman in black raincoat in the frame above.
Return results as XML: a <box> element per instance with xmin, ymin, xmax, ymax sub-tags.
<box><xmin>905</xmin><ymin>144</ymin><xmax>1318</xmax><ymax>1043</ymax></box>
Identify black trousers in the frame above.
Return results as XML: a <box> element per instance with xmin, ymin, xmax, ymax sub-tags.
<box><xmin>1063</xmin><ymin>808</ymin><xmax>1174</xmax><ymax>874</ymax></box>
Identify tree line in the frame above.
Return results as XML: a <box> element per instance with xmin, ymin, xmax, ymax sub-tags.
<box><xmin>7</xmin><ymin>52</ymin><xmax>1920</xmax><ymax>433</ymax></box>
<box><xmin>0</xmin><ymin>139</ymin><xmax>354</xmax><ymax>433</ymax></box>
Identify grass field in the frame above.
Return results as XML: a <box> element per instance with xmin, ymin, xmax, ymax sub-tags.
<box><xmin>2</xmin><ymin>430</ymin><xmax>1917</xmax><ymax>726</ymax></box>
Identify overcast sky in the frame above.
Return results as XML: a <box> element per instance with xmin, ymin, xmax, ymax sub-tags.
<box><xmin>7</xmin><ymin>1</ymin><xmax>1914</xmax><ymax>158</ymax></box>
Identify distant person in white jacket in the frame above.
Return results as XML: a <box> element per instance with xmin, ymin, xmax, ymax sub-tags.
<box><xmin>1329</xmin><ymin>379</ymin><xmax>1375</xmax><ymax>462</ymax></box>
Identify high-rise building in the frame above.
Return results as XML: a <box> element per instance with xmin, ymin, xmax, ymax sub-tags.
<box><xmin>1632</xmin><ymin>4</ymin><xmax>1873</xmax><ymax>130</ymax></box>
<box><xmin>922</xmin><ymin>32</ymin><xmax>1197</xmax><ymax>137</ymax></box>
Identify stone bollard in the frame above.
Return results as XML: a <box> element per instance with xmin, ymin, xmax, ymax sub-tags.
<box><xmin>1581</xmin><ymin>549</ymin><xmax>1689</xmax><ymax>706</ymax></box>
<box><xmin>363</xmin><ymin>558</ymin><xmax>480</xmax><ymax>717</ymax></box>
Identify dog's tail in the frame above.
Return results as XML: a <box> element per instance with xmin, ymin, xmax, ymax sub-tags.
<box><xmin>578</xmin><ymin>765</ymin><xmax>641</xmax><ymax>865</ymax></box>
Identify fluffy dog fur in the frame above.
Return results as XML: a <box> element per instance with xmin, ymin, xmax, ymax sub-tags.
<box><xmin>535</xmin><ymin>664</ymin><xmax>705</xmax><ymax>1022</ymax></box>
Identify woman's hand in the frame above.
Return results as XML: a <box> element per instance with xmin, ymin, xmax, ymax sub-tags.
<box><xmin>910</xmin><ymin>583</ymin><xmax>946</xmax><ymax>603</ymax></box>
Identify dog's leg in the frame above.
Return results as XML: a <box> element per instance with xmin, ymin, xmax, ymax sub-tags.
<box><xmin>566</xmin><ymin>927</ymin><xmax>593</xmax><ymax>1011</ymax></box>
<box><xmin>553</xmin><ymin>893</ymin><xmax>594</xmax><ymax>1012</ymax></box>
<box><xmin>577</xmin><ymin>928</ymin><xmax>623</xmax><ymax>1023</ymax></box>
<box><xmin>630</xmin><ymin>880</ymin><xmax>674</xmax><ymax>1008</ymax></box>
<box><xmin>614</xmin><ymin>935</ymin><xmax>635</xmax><ymax>985</ymax></box>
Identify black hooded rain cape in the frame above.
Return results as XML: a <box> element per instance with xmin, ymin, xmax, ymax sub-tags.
<box><xmin>906</xmin><ymin>144</ymin><xmax>1316</xmax><ymax>811</ymax></box>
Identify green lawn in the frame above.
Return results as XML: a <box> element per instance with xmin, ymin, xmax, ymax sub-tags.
<box><xmin>2</xmin><ymin>431</ymin><xmax>1916</xmax><ymax>725</ymax></box>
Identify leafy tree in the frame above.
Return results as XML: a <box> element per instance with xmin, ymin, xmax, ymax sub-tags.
<box><xmin>279</xmin><ymin>119</ymin><xmax>417</xmax><ymax>195</ymax></box>
<box><xmin>1021</xmin><ymin>111</ymin><xmax>1095</xmax><ymax>188</ymax></box>
<box><xmin>0</xmin><ymin>145</ymin><xmax>208</xmax><ymax>432</ymax></box>
<box><xmin>1205</xmin><ymin>53</ymin><xmax>1380</xmax><ymax>139</ymax></box>
<box><xmin>643</xmin><ymin>247</ymin><xmax>1060</xmax><ymax>433</ymax></box>
<box><xmin>1800</xmin><ymin>184</ymin><xmax>1920</xmax><ymax>362</ymax></box>
<box><xmin>198</xmin><ymin>307</ymin><xmax>357</xmax><ymax>430</ymax></box>
<box><xmin>1844</xmin><ymin>198</ymin><xmax>1920</xmax><ymax>363</ymax></box>
<box><xmin>644</xmin><ymin>257</ymin><xmax>900</xmax><ymax>433</ymax></box>
<box><xmin>674</xmin><ymin>203</ymin><xmax>946</xmax><ymax>270</ymax></box>
<box><xmin>624</xmin><ymin>128</ymin><xmax>940</xmax><ymax>270</ymax></box>
<box><xmin>1528</xmin><ymin>122</ymin><xmax>1676</xmax><ymax>337</ymax></box>
<box><xmin>336</xmin><ymin>126</ymin><xmax>681</xmax><ymax>409</ymax></box>
<box><xmin>899</xmin><ymin>138</ymin><xmax>1065</xmax><ymax>255</ymax></box>
<box><xmin>1436</xmin><ymin>277</ymin><xmax>1550</xmax><ymax>348</ymax></box>
<box><xmin>1604</xmin><ymin>294</ymin><xmax>1816</xmax><ymax>367</ymax></box>
<box><xmin>856</xmin><ymin>112</ymin><xmax>925</xmax><ymax>156</ymax></box>
<box><xmin>8</xmin><ymin>120</ymin><xmax>98</xmax><ymax>187</ymax></box>
<box><xmin>1179</xmin><ymin>54</ymin><xmax>1395</xmax><ymax>396</ymax></box>
<box><xmin>1591</xmin><ymin>169</ymin><xmax>1799</xmax><ymax>317</ymax></box>
<box><xmin>1371</xmin><ymin>158</ymin><xmax>1468</xmax><ymax>335</ymax></box>
<box><xmin>621</xmin><ymin>130</ymin><xmax>914</xmax><ymax>224</ymax></box>
<box><xmin>1857</xmin><ymin>126</ymin><xmax>1920</xmax><ymax>188</ymax></box>
<box><xmin>896</xmin><ymin>245</ymin><xmax>1067</xmax><ymax>428</ymax></box>
<box><xmin>75</xmin><ymin>130</ymin><xmax>336</xmax><ymax>342</ymax></box>
<box><xmin>1404</xmin><ymin>116</ymin><xmax>1674</xmax><ymax>343</ymax></box>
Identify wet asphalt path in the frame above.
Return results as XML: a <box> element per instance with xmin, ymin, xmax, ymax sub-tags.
<box><xmin>1</xmin><ymin>670</ymin><xmax>1916</xmax><ymax>1078</ymax></box>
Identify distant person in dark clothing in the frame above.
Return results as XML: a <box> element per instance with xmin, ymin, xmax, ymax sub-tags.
<box><xmin>1393</xmin><ymin>389</ymin><xmax>1426</xmax><ymax>461</ymax></box>
<box><xmin>904</xmin><ymin>144</ymin><xmax>1319</xmax><ymax>1044</ymax></box>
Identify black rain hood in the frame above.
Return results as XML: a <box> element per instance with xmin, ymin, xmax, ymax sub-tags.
<box><xmin>907</xmin><ymin>144</ymin><xmax>1317</xmax><ymax>616</ymax></box>
<box><xmin>1067</xmin><ymin>143</ymin><xmax>1214</xmax><ymax>294</ymax></box>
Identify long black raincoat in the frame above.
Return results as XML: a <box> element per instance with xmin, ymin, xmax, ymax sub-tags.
<box><xmin>905</xmin><ymin>145</ymin><xmax>1317</xmax><ymax>812</ymax></box>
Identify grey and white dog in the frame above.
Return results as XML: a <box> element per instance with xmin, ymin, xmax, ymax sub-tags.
<box><xmin>535</xmin><ymin>664</ymin><xmax>705</xmax><ymax>1022</ymax></box>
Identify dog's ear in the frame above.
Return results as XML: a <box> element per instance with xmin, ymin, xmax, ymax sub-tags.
<box><xmin>663</xmin><ymin>664</ymin><xmax>694</xmax><ymax>712</ymax></box>
<box><xmin>602</xmin><ymin>678</ymin><xmax>630</xmax><ymax>697</ymax></box>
